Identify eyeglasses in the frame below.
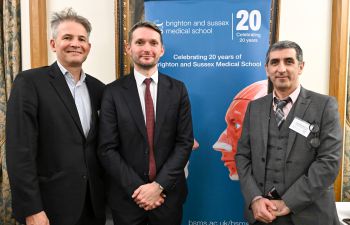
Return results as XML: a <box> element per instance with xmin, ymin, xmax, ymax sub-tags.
<box><xmin>308</xmin><ymin>123</ymin><xmax>320</xmax><ymax>148</ymax></box>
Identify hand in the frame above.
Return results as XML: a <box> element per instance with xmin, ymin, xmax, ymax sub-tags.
<box><xmin>26</xmin><ymin>211</ymin><xmax>50</xmax><ymax>225</ymax></box>
<box><xmin>269</xmin><ymin>200</ymin><xmax>291</xmax><ymax>216</ymax></box>
<box><xmin>143</xmin><ymin>194</ymin><xmax>165</xmax><ymax>211</ymax></box>
<box><xmin>251</xmin><ymin>198</ymin><xmax>277</xmax><ymax>223</ymax></box>
<box><xmin>132</xmin><ymin>182</ymin><xmax>165</xmax><ymax>210</ymax></box>
<box><xmin>192</xmin><ymin>139</ymin><xmax>199</xmax><ymax>150</ymax></box>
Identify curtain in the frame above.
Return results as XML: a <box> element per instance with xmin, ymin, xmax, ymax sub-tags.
<box><xmin>0</xmin><ymin>0</ymin><xmax>21</xmax><ymax>224</ymax></box>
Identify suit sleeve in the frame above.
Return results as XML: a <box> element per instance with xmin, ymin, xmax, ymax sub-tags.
<box><xmin>155</xmin><ymin>82</ymin><xmax>193</xmax><ymax>192</ymax></box>
<box><xmin>6</xmin><ymin>74</ymin><xmax>43</xmax><ymax>222</ymax></box>
<box><xmin>98</xmin><ymin>85</ymin><xmax>144</xmax><ymax>196</ymax></box>
<box><xmin>235</xmin><ymin>102</ymin><xmax>263</xmax><ymax>209</ymax></box>
<box><xmin>282</xmin><ymin>97</ymin><xmax>342</xmax><ymax>213</ymax></box>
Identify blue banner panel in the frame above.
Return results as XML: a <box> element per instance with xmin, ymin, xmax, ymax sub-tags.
<box><xmin>145</xmin><ymin>1</ymin><xmax>271</xmax><ymax>224</ymax></box>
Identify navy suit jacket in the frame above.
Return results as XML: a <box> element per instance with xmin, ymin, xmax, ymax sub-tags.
<box><xmin>98</xmin><ymin>72</ymin><xmax>193</xmax><ymax>215</ymax></box>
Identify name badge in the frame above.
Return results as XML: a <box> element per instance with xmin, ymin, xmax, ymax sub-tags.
<box><xmin>289</xmin><ymin>117</ymin><xmax>311</xmax><ymax>137</ymax></box>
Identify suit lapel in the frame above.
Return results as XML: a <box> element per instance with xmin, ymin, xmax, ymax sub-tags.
<box><xmin>286</xmin><ymin>87</ymin><xmax>311</xmax><ymax>158</ymax></box>
<box><xmin>122</xmin><ymin>73</ymin><xmax>148</xmax><ymax>141</ymax></box>
<box><xmin>48</xmin><ymin>62</ymin><xmax>85</xmax><ymax>137</ymax></box>
<box><xmin>85</xmin><ymin>75</ymin><xmax>97</xmax><ymax>140</ymax></box>
<box><xmin>154</xmin><ymin>74</ymin><xmax>171</xmax><ymax>145</ymax></box>
<box><xmin>261</xmin><ymin>95</ymin><xmax>273</xmax><ymax>157</ymax></box>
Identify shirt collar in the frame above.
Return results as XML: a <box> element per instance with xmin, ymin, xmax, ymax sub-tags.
<box><xmin>134</xmin><ymin>69</ymin><xmax>159</xmax><ymax>87</ymax></box>
<box><xmin>273</xmin><ymin>84</ymin><xmax>301</xmax><ymax>104</ymax></box>
<box><xmin>56</xmin><ymin>60</ymin><xmax>86</xmax><ymax>84</ymax></box>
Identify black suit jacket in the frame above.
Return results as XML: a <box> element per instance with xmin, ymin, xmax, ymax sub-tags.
<box><xmin>6</xmin><ymin>62</ymin><xmax>106</xmax><ymax>225</ymax></box>
<box><xmin>98</xmin><ymin>72</ymin><xmax>193</xmax><ymax>214</ymax></box>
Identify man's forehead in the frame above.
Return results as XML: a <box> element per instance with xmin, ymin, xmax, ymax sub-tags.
<box><xmin>57</xmin><ymin>23</ymin><xmax>88</xmax><ymax>37</ymax></box>
<box><xmin>60</xmin><ymin>32</ymin><xmax>87</xmax><ymax>37</ymax></box>
<box><xmin>133</xmin><ymin>36</ymin><xmax>160</xmax><ymax>41</ymax></box>
<box><xmin>132</xmin><ymin>27</ymin><xmax>161</xmax><ymax>39</ymax></box>
<box><xmin>269</xmin><ymin>48</ymin><xmax>297</xmax><ymax>59</ymax></box>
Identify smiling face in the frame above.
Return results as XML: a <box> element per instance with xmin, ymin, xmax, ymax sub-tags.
<box><xmin>265</xmin><ymin>48</ymin><xmax>304</xmax><ymax>98</ymax></box>
<box><xmin>126</xmin><ymin>26</ymin><xmax>164</xmax><ymax>75</ymax></box>
<box><xmin>50</xmin><ymin>20</ymin><xmax>91</xmax><ymax>69</ymax></box>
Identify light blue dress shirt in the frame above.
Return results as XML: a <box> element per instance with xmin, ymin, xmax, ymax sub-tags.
<box><xmin>57</xmin><ymin>61</ymin><xmax>91</xmax><ymax>137</ymax></box>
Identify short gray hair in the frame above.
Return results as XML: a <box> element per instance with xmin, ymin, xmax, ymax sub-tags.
<box><xmin>51</xmin><ymin>8</ymin><xmax>91</xmax><ymax>39</ymax></box>
<box><xmin>265</xmin><ymin>40</ymin><xmax>303</xmax><ymax>65</ymax></box>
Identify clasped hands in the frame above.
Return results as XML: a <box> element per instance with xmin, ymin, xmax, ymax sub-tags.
<box><xmin>251</xmin><ymin>198</ymin><xmax>291</xmax><ymax>224</ymax></box>
<box><xmin>25</xmin><ymin>211</ymin><xmax>50</xmax><ymax>225</ymax></box>
<box><xmin>132</xmin><ymin>181</ymin><xmax>166</xmax><ymax>211</ymax></box>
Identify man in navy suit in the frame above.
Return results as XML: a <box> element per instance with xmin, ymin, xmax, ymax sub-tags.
<box><xmin>6</xmin><ymin>8</ymin><xmax>105</xmax><ymax>225</ymax></box>
<box><xmin>236</xmin><ymin>40</ymin><xmax>342</xmax><ymax>225</ymax></box>
<box><xmin>98</xmin><ymin>21</ymin><xmax>193</xmax><ymax>225</ymax></box>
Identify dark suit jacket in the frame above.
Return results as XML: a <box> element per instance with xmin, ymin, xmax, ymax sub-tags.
<box><xmin>236</xmin><ymin>87</ymin><xmax>342</xmax><ymax>225</ymax></box>
<box><xmin>98</xmin><ymin>72</ymin><xmax>193</xmax><ymax>215</ymax></box>
<box><xmin>6</xmin><ymin>62</ymin><xmax>106</xmax><ymax>225</ymax></box>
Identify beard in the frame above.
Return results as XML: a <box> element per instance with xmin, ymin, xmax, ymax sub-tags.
<box><xmin>133</xmin><ymin>57</ymin><xmax>158</xmax><ymax>70</ymax></box>
<box><xmin>137</xmin><ymin>62</ymin><xmax>156</xmax><ymax>70</ymax></box>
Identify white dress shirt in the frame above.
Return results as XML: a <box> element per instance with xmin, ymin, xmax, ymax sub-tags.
<box><xmin>134</xmin><ymin>69</ymin><xmax>158</xmax><ymax>123</ymax></box>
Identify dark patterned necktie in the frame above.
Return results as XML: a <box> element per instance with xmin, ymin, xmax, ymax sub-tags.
<box><xmin>144</xmin><ymin>78</ymin><xmax>156</xmax><ymax>181</ymax></box>
<box><xmin>274</xmin><ymin>97</ymin><xmax>291</xmax><ymax>128</ymax></box>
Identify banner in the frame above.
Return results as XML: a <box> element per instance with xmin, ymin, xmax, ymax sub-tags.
<box><xmin>145</xmin><ymin>0</ymin><xmax>272</xmax><ymax>224</ymax></box>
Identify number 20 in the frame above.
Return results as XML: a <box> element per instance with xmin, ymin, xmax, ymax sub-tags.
<box><xmin>236</xmin><ymin>10</ymin><xmax>261</xmax><ymax>31</ymax></box>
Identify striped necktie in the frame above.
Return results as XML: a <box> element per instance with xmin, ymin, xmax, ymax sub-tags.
<box><xmin>274</xmin><ymin>97</ymin><xmax>291</xmax><ymax>128</ymax></box>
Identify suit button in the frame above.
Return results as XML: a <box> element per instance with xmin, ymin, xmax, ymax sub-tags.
<box><xmin>82</xmin><ymin>175</ymin><xmax>87</xmax><ymax>179</ymax></box>
<box><xmin>259</xmin><ymin>182</ymin><xmax>263</xmax><ymax>187</ymax></box>
<box><xmin>261</xmin><ymin>158</ymin><xmax>265</xmax><ymax>162</ymax></box>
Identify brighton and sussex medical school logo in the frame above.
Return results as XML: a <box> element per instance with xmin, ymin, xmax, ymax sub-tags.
<box><xmin>154</xmin><ymin>20</ymin><xmax>164</xmax><ymax>33</ymax></box>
